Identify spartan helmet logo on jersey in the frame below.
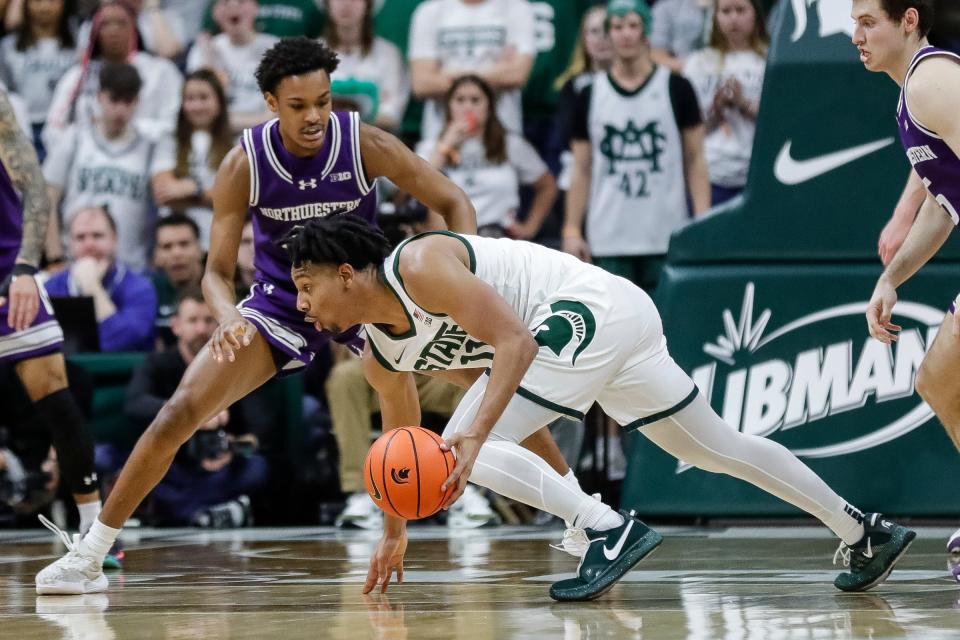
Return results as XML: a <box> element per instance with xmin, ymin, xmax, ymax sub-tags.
<box><xmin>533</xmin><ymin>300</ymin><xmax>597</xmax><ymax>366</ymax></box>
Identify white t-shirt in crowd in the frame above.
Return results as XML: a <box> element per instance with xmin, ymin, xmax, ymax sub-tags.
<box><xmin>417</xmin><ymin>133</ymin><xmax>547</xmax><ymax>228</ymax></box>
<box><xmin>154</xmin><ymin>130</ymin><xmax>217</xmax><ymax>249</ymax></box>
<box><xmin>683</xmin><ymin>48</ymin><xmax>766</xmax><ymax>188</ymax></box>
<box><xmin>43</xmin><ymin>122</ymin><xmax>174</xmax><ymax>271</ymax></box>
<box><xmin>331</xmin><ymin>36</ymin><xmax>410</xmax><ymax>127</ymax></box>
<box><xmin>0</xmin><ymin>36</ymin><xmax>77</xmax><ymax>125</ymax></box>
<box><xmin>43</xmin><ymin>51</ymin><xmax>184</xmax><ymax>151</ymax></box>
<box><xmin>186</xmin><ymin>33</ymin><xmax>279</xmax><ymax>116</ymax></box>
<box><xmin>408</xmin><ymin>0</ymin><xmax>536</xmax><ymax>140</ymax></box>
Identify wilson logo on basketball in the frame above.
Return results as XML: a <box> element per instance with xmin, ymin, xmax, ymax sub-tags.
<box><xmin>682</xmin><ymin>283</ymin><xmax>942</xmax><ymax>472</ymax></box>
<box><xmin>391</xmin><ymin>467</ymin><xmax>411</xmax><ymax>484</ymax></box>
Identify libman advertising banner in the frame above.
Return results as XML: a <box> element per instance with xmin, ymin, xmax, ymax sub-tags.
<box><xmin>622</xmin><ymin>264</ymin><xmax>960</xmax><ymax>516</ymax></box>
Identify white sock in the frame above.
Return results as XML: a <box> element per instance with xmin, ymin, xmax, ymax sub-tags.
<box><xmin>79</xmin><ymin>518</ymin><xmax>120</xmax><ymax>562</ymax></box>
<box><xmin>829</xmin><ymin>503</ymin><xmax>866</xmax><ymax>546</ymax></box>
<box><xmin>77</xmin><ymin>500</ymin><xmax>102</xmax><ymax>537</ymax></box>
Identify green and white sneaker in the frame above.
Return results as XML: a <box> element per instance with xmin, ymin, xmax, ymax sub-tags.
<box><xmin>833</xmin><ymin>512</ymin><xmax>915</xmax><ymax>592</ymax></box>
<box><xmin>549</xmin><ymin>509</ymin><xmax>662</xmax><ymax>602</ymax></box>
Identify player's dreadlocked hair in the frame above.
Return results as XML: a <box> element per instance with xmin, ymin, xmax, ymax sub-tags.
<box><xmin>255</xmin><ymin>37</ymin><xmax>340</xmax><ymax>95</ymax></box>
<box><xmin>284</xmin><ymin>216</ymin><xmax>392</xmax><ymax>271</ymax></box>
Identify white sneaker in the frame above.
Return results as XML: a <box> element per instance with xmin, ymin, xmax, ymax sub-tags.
<box><xmin>336</xmin><ymin>492</ymin><xmax>383</xmax><ymax>530</ymax></box>
<box><xmin>447</xmin><ymin>484</ymin><xmax>500</xmax><ymax>529</ymax></box>
<box><xmin>35</xmin><ymin>515</ymin><xmax>108</xmax><ymax>595</ymax></box>
<box><xmin>551</xmin><ymin>493</ymin><xmax>602</xmax><ymax>557</ymax></box>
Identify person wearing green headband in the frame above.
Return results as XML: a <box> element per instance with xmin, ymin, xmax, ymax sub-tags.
<box><xmin>605</xmin><ymin>0</ymin><xmax>653</xmax><ymax>34</ymax></box>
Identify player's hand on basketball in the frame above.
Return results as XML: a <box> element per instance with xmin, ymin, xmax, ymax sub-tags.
<box><xmin>439</xmin><ymin>430</ymin><xmax>483</xmax><ymax>509</ymax></box>
<box><xmin>878</xmin><ymin>214</ymin><xmax>913</xmax><ymax>265</ymax></box>
<box><xmin>210</xmin><ymin>313</ymin><xmax>256</xmax><ymax>363</ymax></box>
<box><xmin>866</xmin><ymin>280</ymin><xmax>901</xmax><ymax>344</ymax></box>
<box><xmin>1</xmin><ymin>272</ymin><xmax>39</xmax><ymax>331</ymax></box>
<box><xmin>363</xmin><ymin>528</ymin><xmax>407</xmax><ymax>594</ymax></box>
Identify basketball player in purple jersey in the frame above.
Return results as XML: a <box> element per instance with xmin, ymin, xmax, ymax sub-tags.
<box><xmin>853</xmin><ymin>0</ymin><xmax>960</xmax><ymax>566</ymax></box>
<box><xmin>0</xmin><ymin>89</ymin><xmax>109</xmax><ymax>558</ymax></box>
<box><xmin>35</xmin><ymin>37</ymin><xmax>571</xmax><ymax>594</ymax></box>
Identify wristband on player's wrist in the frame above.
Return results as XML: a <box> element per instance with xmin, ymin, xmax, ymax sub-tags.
<box><xmin>12</xmin><ymin>263</ymin><xmax>38</xmax><ymax>277</ymax></box>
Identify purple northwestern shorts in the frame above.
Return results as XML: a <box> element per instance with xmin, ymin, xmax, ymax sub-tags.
<box><xmin>0</xmin><ymin>278</ymin><xmax>64</xmax><ymax>364</ymax></box>
<box><xmin>237</xmin><ymin>281</ymin><xmax>364</xmax><ymax>375</ymax></box>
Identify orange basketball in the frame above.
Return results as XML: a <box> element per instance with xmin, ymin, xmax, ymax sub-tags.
<box><xmin>364</xmin><ymin>426</ymin><xmax>456</xmax><ymax>520</ymax></box>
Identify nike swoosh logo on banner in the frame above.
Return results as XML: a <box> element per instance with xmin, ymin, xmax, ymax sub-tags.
<box><xmin>603</xmin><ymin>519</ymin><xmax>635</xmax><ymax>561</ymax></box>
<box><xmin>774</xmin><ymin>138</ymin><xmax>895</xmax><ymax>185</ymax></box>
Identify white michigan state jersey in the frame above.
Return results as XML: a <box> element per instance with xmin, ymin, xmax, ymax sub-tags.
<box><xmin>583</xmin><ymin>68</ymin><xmax>690</xmax><ymax>257</ymax></box>
<box><xmin>365</xmin><ymin>232</ymin><xmax>691</xmax><ymax>422</ymax></box>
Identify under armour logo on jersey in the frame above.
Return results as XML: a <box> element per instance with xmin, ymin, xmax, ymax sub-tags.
<box><xmin>263</xmin><ymin>284</ymin><xmax>275</xmax><ymax>295</ymax></box>
<box><xmin>329</xmin><ymin>171</ymin><xmax>352</xmax><ymax>183</ymax></box>
<box><xmin>298</xmin><ymin>178</ymin><xmax>318</xmax><ymax>190</ymax></box>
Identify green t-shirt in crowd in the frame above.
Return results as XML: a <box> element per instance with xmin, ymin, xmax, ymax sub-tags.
<box><xmin>203</xmin><ymin>0</ymin><xmax>325</xmax><ymax>38</ymax></box>
<box><xmin>522</xmin><ymin>0</ymin><xmax>590</xmax><ymax>121</ymax></box>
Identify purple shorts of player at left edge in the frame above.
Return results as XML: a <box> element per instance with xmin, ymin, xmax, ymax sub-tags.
<box><xmin>237</xmin><ymin>281</ymin><xmax>365</xmax><ymax>376</ymax></box>
<box><xmin>0</xmin><ymin>277</ymin><xmax>64</xmax><ymax>364</ymax></box>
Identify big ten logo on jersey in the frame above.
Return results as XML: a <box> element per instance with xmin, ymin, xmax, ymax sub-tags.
<box><xmin>600</xmin><ymin>119</ymin><xmax>667</xmax><ymax>199</ymax></box>
<box><xmin>414</xmin><ymin>321</ymin><xmax>492</xmax><ymax>371</ymax></box>
<box><xmin>530</xmin><ymin>2</ymin><xmax>556</xmax><ymax>52</ymax></box>
<box><xmin>790</xmin><ymin>0</ymin><xmax>854</xmax><ymax>43</ymax></box>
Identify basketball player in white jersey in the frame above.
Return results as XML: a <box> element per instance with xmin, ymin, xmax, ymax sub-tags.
<box><xmin>852</xmin><ymin>0</ymin><xmax>960</xmax><ymax>567</ymax></box>
<box><xmin>287</xmin><ymin>216</ymin><xmax>915</xmax><ymax>601</ymax></box>
<box><xmin>35</xmin><ymin>37</ymin><xmax>571</xmax><ymax>595</ymax></box>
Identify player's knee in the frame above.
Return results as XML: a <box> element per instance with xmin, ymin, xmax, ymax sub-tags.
<box><xmin>150</xmin><ymin>392</ymin><xmax>205</xmax><ymax>448</ymax></box>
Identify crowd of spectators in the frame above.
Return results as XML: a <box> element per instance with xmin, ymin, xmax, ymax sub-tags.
<box><xmin>5</xmin><ymin>0</ymin><xmax>888</xmax><ymax>528</ymax></box>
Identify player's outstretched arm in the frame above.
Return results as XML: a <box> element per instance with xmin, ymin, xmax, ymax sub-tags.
<box><xmin>399</xmin><ymin>236</ymin><xmax>538</xmax><ymax>507</ymax></box>
<box><xmin>361</xmin><ymin>342</ymin><xmax>420</xmax><ymax>594</ymax></box>
<box><xmin>0</xmin><ymin>91</ymin><xmax>49</xmax><ymax>330</ymax></box>
<box><xmin>359</xmin><ymin>122</ymin><xmax>478</xmax><ymax>234</ymax></box>
<box><xmin>203</xmin><ymin>145</ymin><xmax>257</xmax><ymax>363</ymax></box>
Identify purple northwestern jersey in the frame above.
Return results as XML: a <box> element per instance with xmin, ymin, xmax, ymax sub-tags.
<box><xmin>897</xmin><ymin>46</ymin><xmax>960</xmax><ymax>226</ymax></box>
<box><xmin>0</xmin><ymin>157</ymin><xmax>24</xmax><ymax>278</ymax></box>
<box><xmin>237</xmin><ymin>111</ymin><xmax>376</xmax><ymax>369</ymax></box>
<box><xmin>241</xmin><ymin>111</ymin><xmax>378</xmax><ymax>295</ymax></box>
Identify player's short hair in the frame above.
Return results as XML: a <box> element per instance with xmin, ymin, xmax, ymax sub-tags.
<box><xmin>284</xmin><ymin>215</ymin><xmax>391</xmax><ymax>271</ymax></box>
<box><xmin>255</xmin><ymin>37</ymin><xmax>340</xmax><ymax>95</ymax></box>
<box><xmin>175</xmin><ymin>284</ymin><xmax>206</xmax><ymax>312</ymax></box>
<box><xmin>880</xmin><ymin>0</ymin><xmax>935</xmax><ymax>38</ymax></box>
<box><xmin>98</xmin><ymin>62</ymin><xmax>142</xmax><ymax>102</ymax></box>
<box><xmin>155</xmin><ymin>213</ymin><xmax>200</xmax><ymax>240</ymax></box>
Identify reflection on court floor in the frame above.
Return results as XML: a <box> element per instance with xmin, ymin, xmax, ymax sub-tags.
<box><xmin>2</xmin><ymin>526</ymin><xmax>958</xmax><ymax>639</ymax></box>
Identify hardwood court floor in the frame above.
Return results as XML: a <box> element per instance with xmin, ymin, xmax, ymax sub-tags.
<box><xmin>1</xmin><ymin>525</ymin><xmax>958</xmax><ymax>639</ymax></box>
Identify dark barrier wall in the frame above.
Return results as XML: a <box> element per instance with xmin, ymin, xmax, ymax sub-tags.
<box><xmin>622</xmin><ymin>0</ymin><xmax>960</xmax><ymax>516</ymax></box>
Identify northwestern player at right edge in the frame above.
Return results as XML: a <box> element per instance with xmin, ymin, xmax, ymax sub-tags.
<box><xmin>853</xmin><ymin>0</ymin><xmax>960</xmax><ymax>567</ymax></box>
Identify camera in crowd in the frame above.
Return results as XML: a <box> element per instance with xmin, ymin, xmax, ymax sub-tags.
<box><xmin>187</xmin><ymin>429</ymin><xmax>256</xmax><ymax>463</ymax></box>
